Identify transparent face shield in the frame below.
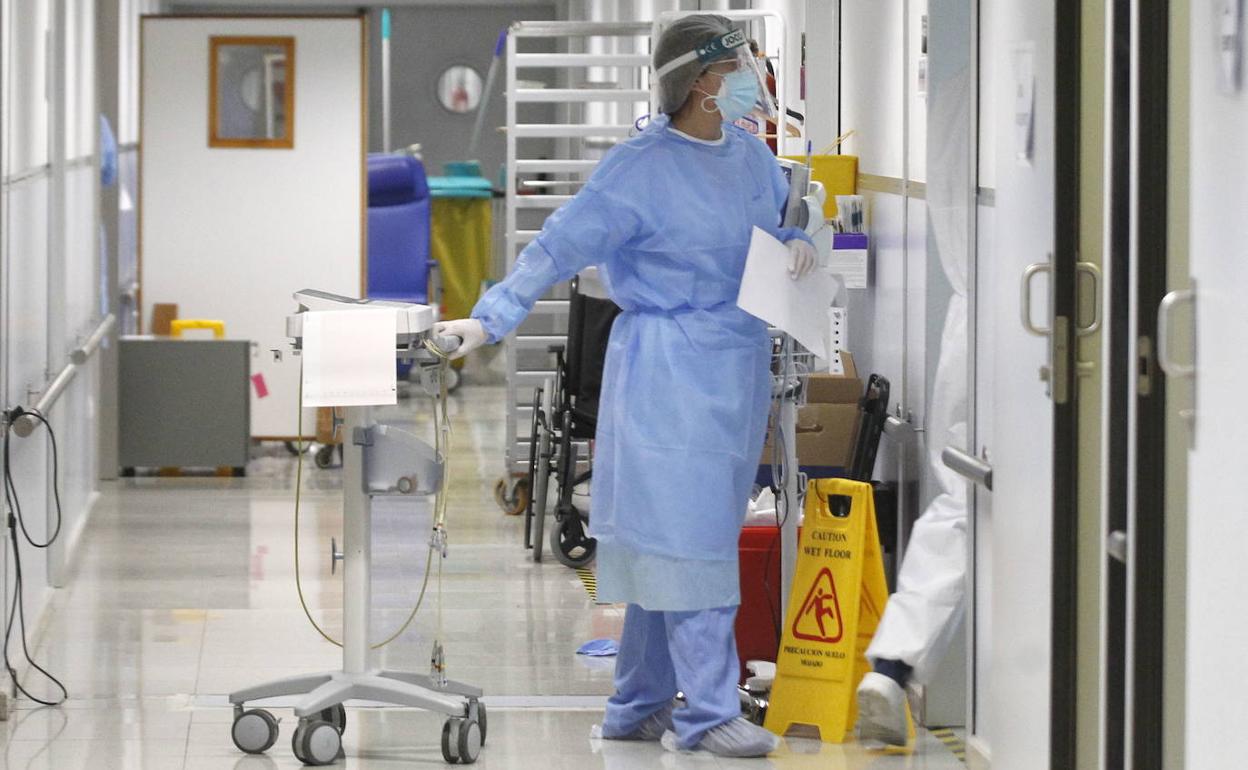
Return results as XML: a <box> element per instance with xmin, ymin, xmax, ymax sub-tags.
<box><xmin>655</xmin><ymin>29</ymin><xmax>778</xmax><ymax>121</ymax></box>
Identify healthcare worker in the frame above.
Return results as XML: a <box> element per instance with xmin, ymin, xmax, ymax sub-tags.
<box><xmin>854</xmin><ymin>40</ymin><xmax>973</xmax><ymax>747</ymax></box>
<box><xmin>436</xmin><ymin>15</ymin><xmax>815</xmax><ymax>758</ymax></box>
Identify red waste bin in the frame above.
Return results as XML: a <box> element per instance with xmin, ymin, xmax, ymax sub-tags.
<box><xmin>735</xmin><ymin>524</ymin><xmax>785</xmax><ymax>683</ymax></box>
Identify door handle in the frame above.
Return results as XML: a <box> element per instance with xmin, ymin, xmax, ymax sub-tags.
<box><xmin>883</xmin><ymin>415</ymin><xmax>917</xmax><ymax>443</ymax></box>
<box><xmin>1075</xmin><ymin>262</ymin><xmax>1103</xmax><ymax>337</ymax></box>
<box><xmin>1020</xmin><ymin>259</ymin><xmax>1071</xmax><ymax>403</ymax></box>
<box><xmin>1020</xmin><ymin>262</ymin><xmax>1052</xmax><ymax>336</ymax></box>
<box><xmin>1157</xmin><ymin>287</ymin><xmax>1196</xmax><ymax>378</ymax></box>
<box><xmin>942</xmin><ymin>446</ymin><xmax>993</xmax><ymax>491</ymax></box>
<box><xmin>1107</xmin><ymin>530</ymin><xmax>1128</xmax><ymax>564</ymax></box>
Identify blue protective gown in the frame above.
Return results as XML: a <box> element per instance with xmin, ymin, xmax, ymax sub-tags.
<box><xmin>473</xmin><ymin>115</ymin><xmax>809</xmax><ymax>611</ymax></box>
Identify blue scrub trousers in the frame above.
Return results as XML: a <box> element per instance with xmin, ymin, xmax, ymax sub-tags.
<box><xmin>603</xmin><ymin>604</ymin><xmax>741</xmax><ymax>749</ymax></box>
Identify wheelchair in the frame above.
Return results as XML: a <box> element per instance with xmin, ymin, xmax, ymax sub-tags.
<box><xmin>524</xmin><ymin>279</ymin><xmax>621</xmax><ymax>568</ymax></box>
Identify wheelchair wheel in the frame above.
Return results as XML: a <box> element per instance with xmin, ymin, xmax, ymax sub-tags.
<box><xmin>550</xmin><ymin>507</ymin><xmax>596</xmax><ymax>569</ymax></box>
<box><xmin>531</xmin><ymin>381</ymin><xmax>556</xmax><ymax>564</ymax></box>
<box><xmin>523</xmin><ymin>387</ymin><xmax>543</xmax><ymax>548</ymax></box>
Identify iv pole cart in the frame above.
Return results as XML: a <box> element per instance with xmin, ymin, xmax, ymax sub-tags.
<box><xmin>227</xmin><ymin>290</ymin><xmax>486</xmax><ymax>766</ymax></box>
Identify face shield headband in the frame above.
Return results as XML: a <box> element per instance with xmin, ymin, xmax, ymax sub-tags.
<box><xmin>654</xmin><ymin>29</ymin><xmax>777</xmax><ymax>120</ymax></box>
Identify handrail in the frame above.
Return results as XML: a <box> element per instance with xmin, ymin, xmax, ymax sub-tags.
<box><xmin>71</xmin><ymin>315</ymin><xmax>115</xmax><ymax>364</ymax></box>
<box><xmin>10</xmin><ymin>314</ymin><xmax>115</xmax><ymax>438</ymax></box>
<box><xmin>2</xmin><ymin>154</ymin><xmax>97</xmax><ymax>187</ymax></box>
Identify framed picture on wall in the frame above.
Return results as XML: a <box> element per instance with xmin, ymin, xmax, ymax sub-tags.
<box><xmin>209</xmin><ymin>36</ymin><xmax>296</xmax><ymax>149</ymax></box>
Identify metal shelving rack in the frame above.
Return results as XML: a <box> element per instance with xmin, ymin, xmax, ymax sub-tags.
<box><xmin>503</xmin><ymin>21</ymin><xmax>652</xmax><ymax>475</ymax></box>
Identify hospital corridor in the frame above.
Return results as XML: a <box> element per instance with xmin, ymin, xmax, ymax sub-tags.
<box><xmin>0</xmin><ymin>1</ymin><xmax>1242</xmax><ymax>769</ymax></box>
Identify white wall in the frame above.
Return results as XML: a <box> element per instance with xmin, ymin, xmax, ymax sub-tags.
<box><xmin>141</xmin><ymin>16</ymin><xmax>364</xmax><ymax>438</ymax></box>
<box><xmin>1</xmin><ymin>0</ymin><xmax>111</xmax><ymax>694</ymax></box>
<box><xmin>119</xmin><ymin>0</ymin><xmax>160</xmax><ymax>145</ymax></box>
<box><xmin>802</xmin><ymin>0</ymin><xmax>838</xmax><ymax>150</ymax></box>
<box><xmin>1186</xmin><ymin>0</ymin><xmax>1248</xmax><ymax>766</ymax></box>
<box><xmin>115</xmin><ymin>0</ymin><xmax>160</xmax><ymax>336</ymax></box>
<box><xmin>839</xmin><ymin>0</ymin><xmax>930</xmax><ymax>422</ymax></box>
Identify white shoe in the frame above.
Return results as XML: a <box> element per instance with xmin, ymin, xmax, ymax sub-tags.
<box><xmin>855</xmin><ymin>672</ymin><xmax>908</xmax><ymax>747</ymax></box>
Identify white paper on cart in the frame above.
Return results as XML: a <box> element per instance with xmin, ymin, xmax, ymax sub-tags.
<box><xmin>737</xmin><ymin>227</ymin><xmax>839</xmax><ymax>360</ymax></box>
<box><xmin>301</xmin><ymin>308</ymin><xmax>398</xmax><ymax>407</ymax></box>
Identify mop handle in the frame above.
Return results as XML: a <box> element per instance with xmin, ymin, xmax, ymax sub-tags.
<box><xmin>467</xmin><ymin>28</ymin><xmax>508</xmax><ymax>159</ymax></box>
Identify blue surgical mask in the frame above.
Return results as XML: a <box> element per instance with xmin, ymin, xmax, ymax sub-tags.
<box><xmin>714</xmin><ymin>68</ymin><xmax>760</xmax><ymax>122</ymax></box>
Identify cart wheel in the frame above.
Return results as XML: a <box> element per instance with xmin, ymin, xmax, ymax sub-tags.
<box><xmin>550</xmin><ymin>510</ymin><xmax>596</xmax><ymax>569</ymax></box>
<box><xmin>510</xmin><ymin>479</ymin><xmax>531</xmax><ymax>516</ymax></box>
<box><xmin>470</xmin><ymin>699</ymin><xmax>488</xmax><ymax>746</ymax></box>
<box><xmin>291</xmin><ymin>719</ymin><xmax>340</xmax><ymax>766</ymax></box>
<box><xmin>493</xmin><ymin>479</ymin><xmax>510</xmax><ymax>512</ymax></box>
<box><xmin>314</xmin><ymin>445</ymin><xmax>337</xmax><ymax>469</ymax></box>
<box><xmin>494</xmin><ymin>477</ymin><xmax>529</xmax><ymax>517</ymax></box>
<box><xmin>456</xmin><ymin>713</ymin><xmax>479</xmax><ymax>763</ymax></box>
<box><xmin>284</xmin><ymin>441</ymin><xmax>302</xmax><ymax>457</ymax></box>
<box><xmin>320</xmin><ymin>703</ymin><xmax>347</xmax><ymax>735</ymax></box>
<box><xmin>231</xmin><ymin>708</ymin><xmax>279</xmax><ymax>755</ymax></box>
<box><xmin>442</xmin><ymin>718</ymin><xmax>461</xmax><ymax>764</ymax></box>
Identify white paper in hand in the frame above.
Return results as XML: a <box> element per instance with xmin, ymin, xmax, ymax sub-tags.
<box><xmin>302</xmin><ymin>308</ymin><xmax>398</xmax><ymax>407</ymax></box>
<box><xmin>737</xmin><ymin>227</ymin><xmax>838</xmax><ymax>360</ymax></box>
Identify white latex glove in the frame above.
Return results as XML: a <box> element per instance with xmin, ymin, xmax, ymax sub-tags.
<box><xmin>785</xmin><ymin>239</ymin><xmax>817</xmax><ymax>280</ymax></box>
<box><xmin>433</xmin><ymin>318</ymin><xmax>488</xmax><ymax>360</ymax></box>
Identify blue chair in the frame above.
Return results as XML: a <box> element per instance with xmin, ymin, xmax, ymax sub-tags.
<box><xmin>367</xmin><ymin>154</ymin><xmax>434</xmax><ymax>380</ymax></box>
<box><xmin>367</xmin><ymin>153</ymin><xmax>433</xmax><ymax>305</ymax></box>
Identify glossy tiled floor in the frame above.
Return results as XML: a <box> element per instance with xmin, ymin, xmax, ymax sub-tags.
<box><xmin>1</xmin><ymin>384</ymin><xmax>977</xmax><ymax>769</ymax></box>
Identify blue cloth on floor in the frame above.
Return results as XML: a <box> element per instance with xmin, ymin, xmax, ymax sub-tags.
<box><xmin>577</xmin><ymin>639</ymin><xmax>620</xmax><ymax>657</ymax></box>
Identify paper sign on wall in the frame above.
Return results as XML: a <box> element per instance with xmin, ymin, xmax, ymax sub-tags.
<box><xmin>1014</xmin><ymin>42</ymin><xmax>1037</xmax><ymax>165</ymax></box>
<box><xmin>1218</xmin><ymin>0</ymin><xmax>1244</xmax><ymax>94</ymax></box>
<box><xmin>827</xmin><ymin>249</ymin><xmax>868</xmax><ymax>289</ymax></box>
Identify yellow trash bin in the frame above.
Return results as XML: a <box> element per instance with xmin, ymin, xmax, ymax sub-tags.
<box><xmin>429</xmin><ymin>196</ymin><xmax>492</xmax><ymax>324</ymax></box>
<box><xmin>781</xmin><ymin>154</ymin><xmax>859</xmax><ymax>220</ymax></box>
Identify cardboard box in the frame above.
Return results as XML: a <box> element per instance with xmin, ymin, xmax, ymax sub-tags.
<box><xmin>805</xmin><ymin>352</ymin><xmax>862</xmax><ymax>404</ymax></box>
<box><xmin>760</xmin><ymin>352</ymin><xmax>864</xmax><ymax>469</ymax></box>
<box><xmin>150</xmin><ymin>303</ymin><xmax>178</xmax><ymax>336</ymax></box>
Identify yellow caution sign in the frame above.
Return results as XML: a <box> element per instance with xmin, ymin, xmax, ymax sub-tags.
<box><xmin>764</xmin><ymin>478</ymin><xmax>909</xmax><ymax>744</ymax></box>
